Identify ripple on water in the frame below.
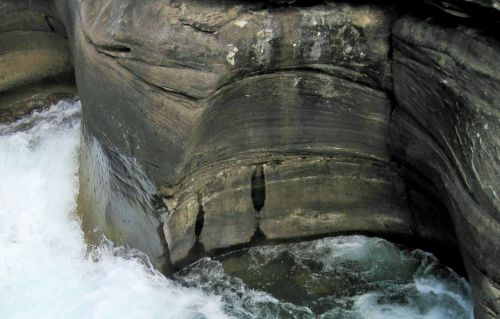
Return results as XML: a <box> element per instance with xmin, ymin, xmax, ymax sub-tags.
<box><xmin>176</xmin><ymin>236</ymin><xmax>473</xmax><ymax>319</ymax></box>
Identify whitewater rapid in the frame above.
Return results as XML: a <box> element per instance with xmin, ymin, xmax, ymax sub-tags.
<box><xmin>0</xmin><ymin>101</ymin><xmax>473</xmax><ymax>319</ymax></box>
<box><xmin>0</xmin><ymin>101</ymin><xmax>227</xmax><ymax>319</ymax></box>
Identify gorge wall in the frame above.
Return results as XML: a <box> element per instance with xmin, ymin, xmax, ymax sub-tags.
<box><xmin>1</xmin><ymin>0</ymin><xmax>498</xmax><ymax>317</ymax></box>
<box><xmin>391</xmin><ymin>16</ymin><xmax>500</xmax><ymax>318</ymax></box>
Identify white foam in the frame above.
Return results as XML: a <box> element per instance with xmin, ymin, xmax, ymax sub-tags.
<box><xmin>180</xmin><ymin>236</ymin><xmax>474</xmax><ymax>319</ymax></box>
<box><xmin>0</xmin><ymin>101</ymin><xmax>474</xmax><ymax>319</ymax></box>
<box><xmin>0</xmin><ymin>101</ymin><xmax>228</xmax><ymax>319</ymax></box>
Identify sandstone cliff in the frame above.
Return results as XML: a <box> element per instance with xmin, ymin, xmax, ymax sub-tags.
<box><xmin>2</xmin><ymin>0</ymin><xmax>498</xmax><ymax>317</ymax></box>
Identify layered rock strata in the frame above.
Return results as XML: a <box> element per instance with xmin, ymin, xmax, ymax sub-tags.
<box><xmin>390</xmin><ymin>16</ymin><xmax>500</xmax><ymax>317</ymax></box>
<box><xmin>64</xmin><ymin>0</ymin><xmax>462</xmax><ymax>273</ymax></box>
<box><xmin>3</xmin><ymin>0</ymin><xmax>496</xmax><ymax>317</ymax></box>
<box><xmin>59</xmin><ymin>0</ymin><xmax>428</xmax><ymax>268</ymax></box>
<box><xmin>0</xmin><ymin>0</ymin><xmax>75</xmax><ymax>122</ymax></box>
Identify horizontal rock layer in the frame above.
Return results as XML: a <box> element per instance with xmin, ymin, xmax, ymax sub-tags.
<box><xmin>68</xmin><ymin>0</ymin><xmax>396</xmax><ymax>186</ymax></box>
<box><xmin>163</xmin><ymin>155</ymin><xmax>460</xmax><ymax>268</ymax></box>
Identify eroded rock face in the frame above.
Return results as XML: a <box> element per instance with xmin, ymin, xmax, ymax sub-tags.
<box><xmin>72</xmin><ymin>0</ymin><xmax>396</xmax><ymax>185</ymax></box>
<box><xmin>39</xmin><ymin>0</ymin><xmax>499</xmax><ymax>317</ymax></box>
<box><xmin>63</xmin><ymin>0</ymin><xmax>429</xmax><ymax>269</ymax></box>
<box><xmin>0</xmin><ymin>0</ymin><xmax>76</xmax><ymax>122</ymax></box>
<box><xmin>390</xmin><ymin>16</ymin><xmax>500</xmax><ymax>318</ymax></box>
<box><xmin>164</xmin><ymin>156</ymin><xmax>416</xmax><ymax>266</ymax></box>
<box><xmin>77</xmin><ymin>132</ymin><xmax>166</xmax><ymax>267</ymax></box>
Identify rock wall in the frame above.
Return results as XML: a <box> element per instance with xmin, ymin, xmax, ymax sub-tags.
<box><xmin>59</xmin><ymin>0</ymin><xmax>431</xmax><ymax>269</ymax></box>
<box><xmin>3</xmin><ymin>0</ymin><xmax>496</xmax><ymax>317</ymax></box>
<box><xmin>0</xmin><ymin>0</ymin><xmax>76</xmax><ymax>122</ymax></box>
<box><xmin>67</xmin><ymin>0</ymin><xmax>397</xmax><ymax>186</ymax></box>
<box><xmin>64</xmin><ymin>0</ymin><xmax>463</xmax><ymax>273</ymax></box>
<box><xmin>390</xmin><ymin>16</ymin><xmax>500</xmax><ymax>318</ymax></box>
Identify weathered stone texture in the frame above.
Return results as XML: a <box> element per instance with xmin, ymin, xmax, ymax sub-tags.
<box><xmin>424</xmin><ymin>0</ymin><xmax>499</xmax><ymax>19</ymax></box>
<box><xmin>78</xmin><ymin>132</ymin><xmax>165</xmax><ymax>266</ymax></box>
<box><xmin>163</xmin><ymin>156</ymin><xmax>420</xmax><ymax>268</ymax></box>
<box><xmin>37</xmin><ymin>1</ymin><xmax>500</xmax><ymax>317</ymax></box>
<box><xmin>69</xmin><ymin>0</ymin><xmax>396</xmax><ymax>186</ymax></box>
<box><xmin>164</xmin><ymin>164</ymin><xmax>257</xmax><ymax>265</ymax></box>
<box><xmin>390</xmin><ymin>16</ymin><xmax>500</xmax><ymax>318</ymax></box>
<box><xmin>259</xmin><ymin>158</ymin><xmax>411</xmax><ymax>239</ymax></box>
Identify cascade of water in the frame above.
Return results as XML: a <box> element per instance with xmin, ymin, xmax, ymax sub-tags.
<box><xmin>0</xmin><ymin>101</ymin><xmax>227</xmax><ymax>319</ymax></box>
<box><xmin>0</xmin><ymin>101</ymin><xmax>473</xmax><ymax>319</ymax></box>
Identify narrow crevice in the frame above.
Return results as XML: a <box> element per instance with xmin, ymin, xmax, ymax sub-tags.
<box><xmin>151</xmin><ymin>194</ymin><xmax>167</xmax><ymax>214</ymax></box>
<box><xmin>183</xmin><ymin>193</ymin><xmax>206</xmax><ymax>265</ymax></box>
<box><xmin>250</xmin><ymin>226</ymin><xmax>267</xmax><ymax>243</ymax></box>
<box><xmin>251</xmin><ymin>164</ymin><xmax>267</xmax><ymax>243</ymax></box>
<box><xmin>181</xmin><ymin>23</ymin><xmax>217</xmax><ymax>34</ymax></box>
<box><xmin>140</xmin><ymin>76</ymin><xmax>199</xmax><ymax>102</ymax></box>
<box><xmin>44</xmin><ymin>15</ymin><xmax>56</xmax><ymax>33</ymax></box>
<box><xmin>251</xmin><ymin>164</ymin><xmax>266</xmax><ymax>212</ymax></box>
<box><xmin>194</xmin><ymin>193</ymin><xmax>205</xmax><ymax>238</ymax></box>
<box><xmin>156</xmin><ymin>222</ymin><xmax>173</xmax><ymax>276</ymax></box>
<box><xmin>397</xmin><ymin>165</ymin><xmax>466</xmax><ymax>277</ymax></box>
<box><xmin>118</xmin><ymin>60</ymin><xmax>201</xmax><ymax>101</ymax></box>
<box><xmin>97</xmin><ymin>44</ymin><xmax>131</xmax><ymax>53</ymax></box>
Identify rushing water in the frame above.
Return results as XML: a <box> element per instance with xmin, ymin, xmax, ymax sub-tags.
<box><xmin>179</xmin><ymin>238</ymin><xmax>473</xmax><ymax>319</ymax></box>
<box><xmin>0</xmin><ymin>101</ymin><xmax>473</xmax><ymax>319</ymax></box>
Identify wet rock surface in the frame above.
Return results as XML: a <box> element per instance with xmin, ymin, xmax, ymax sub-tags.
<box><xmin>0</xmin><ymin>0</ymin><xmax>76</xmax><ymax>122</ymax></box>
<box><xmin>164</xmin><ymin>156</ymin><xmax>419</xmax><ymax>268</ymax></box>
<box><xmin>3</xmin><ymin>0</ymin><xmax>497</xmax><ymax>317</ymax></box>
<box><xmin>423</xmin><ymin>0</ymin><xmax>499</xmax><ymax>20</ymax></box>
<box><xmin>64</xmin><ymin>0</ymin><xmax>420</xmax><ymax>270</ymax></box>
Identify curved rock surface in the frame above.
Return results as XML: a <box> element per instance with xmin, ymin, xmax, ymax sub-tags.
<box><xmin>70</xmin><ymin>0</ymin><xmax>464</xmax><ymax>273</ymax></box>
<box><xmin>61</xmin><ymin>0</ymin><xmax>430</xmax><ymax>270</ymax></box>
<box><xmin>390</xmin><ymin>16</ymin><xmax>500</xmax><ymax>318</ymax></box>
<box><xmin>0</xmin><ymin>0</ymin><xmax>75</xmax><ymax>122</ymax></box>
<box><xmin>3</xmin><ymin>0</ymin><xmax>498</xmax><ymax>317</ymax></box>
<box><xmin>70</xmin><ymin>0</ymin><xmax>397</xmax><ymax>185</ymax></box>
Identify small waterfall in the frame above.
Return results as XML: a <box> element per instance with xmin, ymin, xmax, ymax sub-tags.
<box><xmin>0</xmin><ymin>101</ymin><xmax>228</xmax><ymax>319</ymax></box>
<box><xmin>77</xmin><ymin>118</ymin><xmax>165</xmax><ymax>266</ymax></box>
<box><xmin>0</xmin><ymin>101</ymin><xmax>473</xmax><ymax>319</ymax></box>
